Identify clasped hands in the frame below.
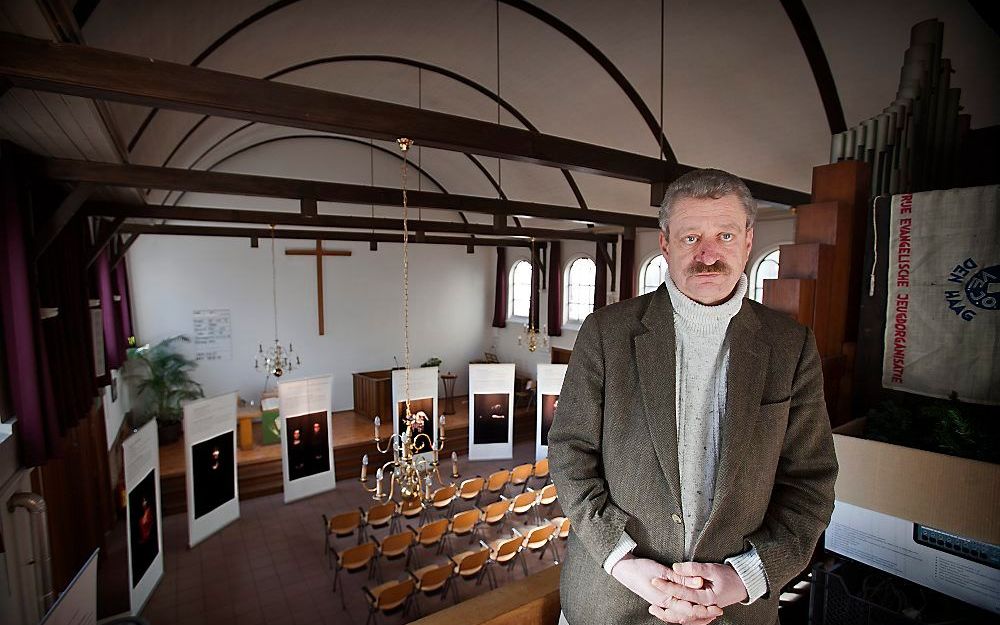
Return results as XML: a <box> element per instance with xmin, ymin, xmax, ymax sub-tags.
<box><xmin>610</xmin><ymin>553</ymin><xmax>747</xmax><ymax>624</ymax></box>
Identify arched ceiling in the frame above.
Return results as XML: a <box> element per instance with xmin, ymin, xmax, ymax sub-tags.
<box><xmin>1</xmin><ymin>0</ymin><xmax>997</xmax><ymax>228</ymax></box>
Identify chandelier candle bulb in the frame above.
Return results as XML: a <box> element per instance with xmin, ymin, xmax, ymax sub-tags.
<box><xmin>374</xmin><ymin>416</ymin><xmax>381</xmax><ymax>441</ymax></box>
<box><xmin>451</xmin><ymin>452</ymin><xmax>459</xmax><ymax>479</ymax></box>
<box><xmin>361</xmin><ymin>454</ymin><xmax>368</xmax><ymax>482</ymax></box>
<box><xmin>375</xmin><ymin>468</ymin><xmax>383</xmax><ymax>498</ymax></box>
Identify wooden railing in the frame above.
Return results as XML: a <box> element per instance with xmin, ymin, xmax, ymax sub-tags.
<box><xmin>410</xmin><ymin>565</ymin><xmax>561</xmax><ymax>625</ymax></box>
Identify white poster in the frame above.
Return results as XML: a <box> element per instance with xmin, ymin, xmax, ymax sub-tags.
<box><xmin>882</xmin><ymin>186</ymin><xmax>999</xmax><ymax>404</ymax></box>
<box><xmin>123</xmin><ymin>421</ymin><xmax>162</xmax><ymax>615</ymax></box>
<box><xmin>827</xmin><ymin>501</ymin><xmax>999</xmax><ymax>614</ymax></box>
<box><xmin>192</xmin><ymin>308</ymin><xmax>232</xmax><ymax>362</ymax></box>
<box><xmin>391</xmin><ymin>368</ymin><xmax>439</xmax><ymax>464</ymax></box>
<box><xmin>103</xmin><ymin>369</ymin><xmax>126</xmax><ymax>450</ymax></box>
<box><xmin>184</xmin><ymin>392</ymin><xmax>240</xmax><ymax>547</ymax></box>
<box><xmin>536</xmin><ymin>364</ymin><xmax>567</xmax><ymax>462</ymax></box>
<box><xmin>468</xmin><ymin>364</ymin><xmax>515</xmax><ymax>461</ymax></box>
<box><xmin>40</xmin><ymin>549</ymin><xmax>98</xmax><ymax>625</ymax></box>
<box><xmin>278</xmin><ymin>375</ymin><xmax>335</xmax><ymax>503</ymax></box>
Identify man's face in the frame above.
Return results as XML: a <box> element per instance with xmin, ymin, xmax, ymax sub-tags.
<box><xmin>659</xmin><ymin>194</ymin><xmax>753</xmax><ymax>306</ymax></box>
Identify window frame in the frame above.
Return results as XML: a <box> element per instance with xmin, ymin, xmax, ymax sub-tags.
<box><xmin>563</xmin><ymin>254</ymin><xmax>597</xmax><ymax>329</ymax></box>
<box><xmin>638</xmin><ymin>253</ymin><xmax>669</xmax><ymax>296</ymax></box>
<box><xmin>748</xmin><ymin>245</ymin><xmax>784</xmax><ymax>303</ymax></box>
<box><xmin>507</xmin><ymin>257</ymin><xmax>533</xmax><ymax>321</ymax></box>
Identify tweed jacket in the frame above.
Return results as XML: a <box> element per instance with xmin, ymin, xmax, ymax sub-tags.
<box><xmin>548</xmin><ymin>284</ymin><xmax>838</xmax><ymax>625</ymax></box>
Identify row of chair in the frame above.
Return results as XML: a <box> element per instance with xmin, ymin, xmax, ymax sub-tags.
<box><xmin>349</xmin><ymin>516</ymin><xmax>571</xmax><ymax>625</ymax></box>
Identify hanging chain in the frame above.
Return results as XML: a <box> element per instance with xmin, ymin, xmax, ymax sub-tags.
<box><xmin>270</xmin><ymin>224</ymin><xmax>278</xmax><ymax>342</ymax></box>
<box><xmin>398</xmin><ymin>138</ymin><xmax>413</xmax><ymax>419</ymax></box>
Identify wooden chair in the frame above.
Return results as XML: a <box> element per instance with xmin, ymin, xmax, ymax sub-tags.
<box><xmin>533</xmin><ymin>483</ymin><xmax>558</xmax><ymax>525</ymax></box>
<box><xmin>408</xmin><ymin>562</ymin><xmax>453</xmax><ymax>616</ymax></box>
<box><xmin>407</xmin><ymin>519</ymin><xmax>449</xmax><ymax>568</ymax></box>
<box><xmin>363</xmin><ymin>577</ymin><xmax>415</xmax><ymax>625</ymax></box>
<box><xmin>548</xmin><ymin>516</ymin><xmax>571</xmax><ymax>563</ymax></box>
<box><xmin>483</xmin><ymin>533</ymin><xmax>527</xmax><ymax>586</ymax></box>
<box><xmin>324</xmin><ymin>510</ymin><xmax>363</xmax><ymax>567</ymax></box>
<box><xmin>361</xmin><ymin>501</ymin><xmax>397</xmax><ymax>542</ymax></box>
<box><xmin>449</xmin><ymin>547</ymin><xmax>492</xmax><ymax>601</ymax></box>
<box><xmin>423</xmin><ymin>484</ymin><xmax>458</xmax><ymax>522</ymax></box>
<box><xmin>333</xmin><ymin>541</ymin><xmax>377</xmax><ymax>609</ymax></box>
<box><xmin>480</xmin><ymin>499</ymin><xmax>511</xmax><ymax>536</ymax></box>
<box><xmin>504</xmin><ymin>491</ymin><xmax>537</xmax><ymax>526</ymax></box>
<box><xmin>518</xmin><ymin>523</ymin><xmax>558</xmax><ymax>564</ymax></box>
<box><xmin>484</xmin><ymin>469</ymin><xmax>510</xmax><ymax>504</ymax></box>
<box><xmin>446</xmin><ymin>508</ymin><xmax>482</xmax><ymax>550</ymax></box>
<box><xmin>531</xmin><ymin>457</ymin><xmax>550</xmax><ymax>487</ymax></box>
<box><xmin>457</xmin><ymin>476</ymin><xmax>485</xmax><ymax>508</ymax></box>
<box><xmin>392</xmin><ymin>497</ymin><xmax>423</xmax><ymax>533</ymax></box>
<box><xmin>508</xmin><ymin>463</ymin><xmax>534</xmax><ymax>495</ymax></box>
<box><xmin>373</xmin><ymin>530</ymin><xmax>415</xmax><ymax>581</ymax></box>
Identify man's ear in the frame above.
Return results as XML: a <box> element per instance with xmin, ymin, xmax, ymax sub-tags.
<box><xmin>658</xmin><ymin>229</ymin><xmax>670</xmax><ymax>263</ymax></box>
<box><xmin>745</xmin><ymin>227</ymin><xmax>754</xmax><ymax>262</ymax></box>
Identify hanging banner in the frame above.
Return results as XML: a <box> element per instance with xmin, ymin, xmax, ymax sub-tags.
<box><xmin>392</xmin><ymin>367</ymin><xmax>439</xmax><ymax>463</ymax></box>
<box><xmin>40</xmin><ymin>549</ymin><xmax>99</xmax><ymax>625</ymax></box>
<box><xmin>536</xmin><ymin>364</ymin><xmax>567</xmax><ymax>462</ymax></box>
<box><xmin>184</xmin><ymin>392</ymin><xmax>240</xmax><ymax>547</ymax></box>
<box><xmin>468</xmin><ymin>364</ymin><xmax>515</xmax><ymax>461</ymax></box>
<box><xmin>123</xmin><ymin>421</ymin><xmax>163</xmax><ymax>614</ymax></box>
<box><xmin>882</xmin><ymin>186</ymin><xmax>999</xmax><ymax>404</ymax></box>
<box><xmin>278</xmin><ymin>375</ymin><xmax>335</xmax><ymax>503</ymax></box>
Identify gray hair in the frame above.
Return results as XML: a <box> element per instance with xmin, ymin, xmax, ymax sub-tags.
<box><xmin>658</xmin><ymin>168</ymin><xmax>757</xmax><ymax>235</ymax></box>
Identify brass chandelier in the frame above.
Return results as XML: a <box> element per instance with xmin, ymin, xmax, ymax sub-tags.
<box><xmin>516</xmin><ymin>237</ymin><xmax>548</xmax><ymax>353</ymax></box>
<box><xmin>359</xmin><ymin>138</ymin><xmax>459</xmax><ymax>504</ymax></box>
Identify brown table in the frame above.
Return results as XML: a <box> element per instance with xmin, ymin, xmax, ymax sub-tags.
<box><xmin>353</xmin><ymin>369</ymin><xmax>393</xmax><ymax>420</ymax></box>
<box><xmin>236</xmin><ymin>405</ymin><xmax>262</xmax><ymax>451</ymax></box>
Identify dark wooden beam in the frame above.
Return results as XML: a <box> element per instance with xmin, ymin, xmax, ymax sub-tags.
<box><xmin>46</xmin><ymin>158</ymin><xmax>657</xmax><ymax>228</ymax></box>
<box><xmin>33</xmin><ymin>181</ymin><xmax>95</xmax><ymax>259</ymax></box>
<box><xmin>84</xmin><ymin>202</ymin><xmax>616</xmax><ymax>242</ymax></box>
<box><xmin>650</xmin><ymin>176</ymin><xmax>809</xmax><ymax>211</ymax></box>
<box><xmin>300</xmin><ymin>197</ymin><xmax>317</xmax><ymax>217</ymax></box>
<box><xmin>86</xmin><ymin>215</ymin><xmax>124</xmax><ymax>267</ymax></box>
<box><xmin>110</xmin><ymin>232</ymin><xmax>138</xmax><ymax>269</ymax></box>
<box><xmin>779</xmin><ymin>0</ymin><xmax>847</xmax><ymax>135</ymax></box>
<box><xmin>118</xmin><ymin>223</ymin><xmax>532</xmax><ymax>248</ymax></box>
<box><xmin>0</xmin><ymin>32</ymin><xmax>672</xmax><ymax>184</ymax></box>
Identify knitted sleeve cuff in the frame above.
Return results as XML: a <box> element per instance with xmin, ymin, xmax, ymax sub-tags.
<box><xmin>725</xmin><ymin>546</ymin><xmax>769</xmax><ymax>604</ymax></box>
<box><xmin>603</xmin><ymin>531</ymin><xmax>638</xmax><ymax>574</ymax></box>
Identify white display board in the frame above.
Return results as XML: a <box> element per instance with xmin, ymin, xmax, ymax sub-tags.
<box><xmin>468</xmin><ymin>364</ymin><xmax>515</xmax><ymax>461</ymax></box>
<box><xmin>184</xmin><ymin>392</ymin><xmax>240</xmax><ymax>547</ymax></box>
<box><xmin>535</xmin><ymin>364</ymin><xmax>567</xmax><ymax>462</ymax></box>
<box><xmin>278</xmin><ymin>375</ymin><xmax>335</xmax><ymax>503</ymax></box>
<box><xmin>123</xmin><ymin>421</ymin><xmax>163</xmax><ymax>614</ymax></box>
<box><xmin>827</xmin><ymin>501</ymin><xmax>999</xmax><ymax>614</ymax></box>
<box><xmin>392</xmin><ymin>367</ymin><xmax>439</xmax><ymax>463</ymax></box>
<box><xmin>40</xmin><ymin>549</ymin><xmax>98</xmax><ymax>625</ymax></box>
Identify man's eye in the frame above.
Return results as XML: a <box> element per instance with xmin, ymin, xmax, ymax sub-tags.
<box><xmin>720</xmin><ymin>233</ymin><xmax>734</xmax><ymax>241</ymax></box>
<box><xmin>683</xmin><ymin>235</ymin><xmax>698</xmax><ymax>244</ymax></box>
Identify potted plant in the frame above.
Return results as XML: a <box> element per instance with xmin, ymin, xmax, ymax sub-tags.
<box><xmin>131</xmin><ymin>335</ymin><xmax>204</xmax><ymax>445</ymax></box>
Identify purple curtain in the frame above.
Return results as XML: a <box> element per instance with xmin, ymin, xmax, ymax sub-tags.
<box><xmin>547</xmin><ymin>241</ymin><xmax>562</xmax><ymax>336</ymax></box>
<box><xmin>619</xmin><ymin>237</ymin><xmax>636</xmax><ymax>300</ymax></box>
<box><xmin>115</xmin><ymin>258</ymin><xmax>133</xmax><ymax>348</ymax></box>
<box><xmin>594</xmin><ymin>242</ymin><xmax>608</xmax><ymax>310</ymax></box>
<box><xmin>530</xmin><ymin>245</ymin><xmax>541</xmax><ymax>330</ymax></box>
<box><xmin>97</xmin><ymin>250</ymin><xmax>124</xmax><ymax>370</ymax></box>
<box><xmin>491</xmin><ymin>247</ymin><xmax>507</xmax><ymax>328</ymax></box>
<box><xmin>0</xmin><ymin>152</ymin><xmax>58</xmax><ymax>465</ymax></box>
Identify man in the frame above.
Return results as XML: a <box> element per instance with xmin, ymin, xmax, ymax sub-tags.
<box><xmin>549</xmin><ymin>169</ymin><xmax>837</xmax><ymax>624</ymax></box>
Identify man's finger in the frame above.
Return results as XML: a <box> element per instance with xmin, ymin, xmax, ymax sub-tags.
<box><xmin>657</xmin><ymin>568</ymin><xmax>704</xmax><ymax>588</ymax></box>
<box><xmin>673</xmin><ymin>561</ymin><xmax>713</xmax><ymax>579</ymax></box>
<box><xmin>651</xmin><ymin>579</ymin><xmax>715</xmax><ymax>606</ymax></box>
<box><xmin>648</xmin><ymin>602</ymin><xmax>719</xmax><ymax>625</ymax></box>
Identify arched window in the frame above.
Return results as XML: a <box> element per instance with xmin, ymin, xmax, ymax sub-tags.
<box><xmin>508</xmin><ymin>259</ymin><xmax>532</xmax><ymax>318</ymax></box>
<box><xmin>750</xmin><ymin>248</ymin><xmax>781</xmax><ymax>303</ymax></box>
<box><xmin>565</xmin><ymin>257</ymin><xmax>596</xmax><ymax>324</ymax></box>
<box><xmin>639</xmin><ymin>255</ymin><xmax>668</xmax><ymax>295</ymax></box>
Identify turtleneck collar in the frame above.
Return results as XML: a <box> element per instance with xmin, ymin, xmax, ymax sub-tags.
<box><xmin>664</xmin><ymin>270</ymin><xmax>748</xmax><ymax>335</ymax></box>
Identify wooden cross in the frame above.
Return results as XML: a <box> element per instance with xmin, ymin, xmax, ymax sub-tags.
<box><xmin>285</xmin><ymin>241</ymin><xmax>352</xmax><ymax>335</ymax></box>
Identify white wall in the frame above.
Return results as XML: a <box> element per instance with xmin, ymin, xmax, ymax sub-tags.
<box><xmin>486</xmin><ymin>214</ymin><xmax>797</xmax><ymax>377</ymax></box>
<box><xmin>128</xmin><ymin>235</ymin><xmax>487</xmax><ymax>412</ymax></box>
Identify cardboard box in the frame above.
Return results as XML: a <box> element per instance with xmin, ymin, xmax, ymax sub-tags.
<box><xmin>832</xmin><ymin>417</ymin><xmax>1000</xmax><ymax>545</ymax></box>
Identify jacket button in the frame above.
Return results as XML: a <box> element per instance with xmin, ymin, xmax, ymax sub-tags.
<box><xmin>671</xmin><ymin>513</ymin><xmax>682</xmax><ymax>524</ymax></box>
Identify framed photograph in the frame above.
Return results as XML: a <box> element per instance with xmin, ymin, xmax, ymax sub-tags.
<box><xmin>285</xmin><ymin>410</ymin><xmax>330</xmax><ymax>482</ymax></box>
<box><xmin>191</xmin><ymin>431</ymin><xmax>236</xmax><ymax>519</ymax></box>
<box><xmin>127</xmin><ymin>469</ymin><xmax>159</xmax><ymax>588</ymax></box>
<box><xmin>540</xmin><ymin>394</ymin><xmax>558</xmax><ymax>446</ymax></box>
<box><xmin>472</xmin><ymin>392</ymin><xmax>510</xmax><ymax>445</ymax></box>
<box><xmin>396</xmin><ymin>396</ymin><xmax>435</xmax><ymax>454</ymax></box>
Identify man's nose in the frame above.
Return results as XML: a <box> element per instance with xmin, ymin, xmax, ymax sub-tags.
<box><xmin>694</xmin><ymin>241</ymin><xmax>722</xmax><ymax>265</ymax></box>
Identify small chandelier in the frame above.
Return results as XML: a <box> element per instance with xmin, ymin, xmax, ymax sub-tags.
<box><xmin>255</xmin><ymin>225</ymin><xmax>300</xmax><ymax>378</ymax></box>
<box><xmin>517</xmin><ymin>238</ymin><xmax>549</xmax><ymax>353</ymax></box>
<box><xmin>360</xmin><ymin>138</ymin><xmax>458</xmax><ymax>504</ymax></box>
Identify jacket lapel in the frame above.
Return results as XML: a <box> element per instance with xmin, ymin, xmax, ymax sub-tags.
<box><xmin>633</xmin><ymin>285</ymin><xmax>682</xmax><ymax>509</ymax></box>
<box><xmin>695</xmin><ymin>301</ymin><xmax>769</xmax><ymax>554</ymax></box>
